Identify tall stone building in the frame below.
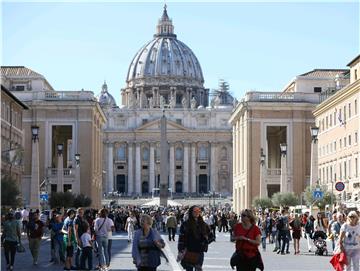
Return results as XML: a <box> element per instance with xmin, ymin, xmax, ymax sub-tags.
<box><xmin>99</xmin><ymin>6</ymin><xmax>234</xmax><ymax>196</ymax></box>
<box><xmin>313</xmin><ymin>55</ymin><xmax>360</xmax><ymax>202</ymax></box>
<box><xmin>1</xmin><ymin>66</ymin><xmax>106</xmax><ymax>208</ymax></box>
<box><xmin>230</xmin><ymin>68</ymin><xmax>350</xmax><ymax>213</ymax></box>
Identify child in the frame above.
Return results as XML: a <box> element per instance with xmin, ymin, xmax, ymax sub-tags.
<box><xmin>80</xmin><ymin>222</ymin><xmax>93</xmax><ymax>270</ymax></box>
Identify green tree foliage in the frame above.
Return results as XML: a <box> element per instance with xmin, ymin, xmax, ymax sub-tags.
<box><xmin>303</xmin><ymin>185</ymin><xmax>336</xmax><ymax>210</ymax></box>
<box><xmin>49</xmin><ymin>192</ymin><xmax>74</xmax><ymax>209</ymax></box>
<box><xmin>271</xmin><ymin>192</ymin><xmax>299</xmax><ymax>208</ymax></box>
<box><xmin>252</xmin><ymin>197</ymin><xmax>273</xmax><ymax>209</ymax></box>
<box><xmin>73</xmin><ymin>194</ymin><xmax>92</xmax><ymax>208</ymax></box>
<box><xmin>1</xmin><ymin>177</ymin><xmax>21</xmax><ymax>208</ymax></box>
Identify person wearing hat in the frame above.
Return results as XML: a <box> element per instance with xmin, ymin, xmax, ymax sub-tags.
<box><xmin>2</xmin><ymin>212</ymin><xmax>21</xmax><ymax>271</ymax></box>
<box><xmin>62</xmin><ymin>209</ymin><xmax>76</xmax><ymax>270</ymax></box>
<box><xmin>339</xmin><ymin>211</ymin><xmax>360</xmax><ymax>271</ymax></box>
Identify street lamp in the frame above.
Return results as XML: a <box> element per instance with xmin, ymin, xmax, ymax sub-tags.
<box><xmin>31</xmin><ymin>125</ymin><xmax>39</xmax><ymax>142</ymax></box>
<box><xmin>75</xmin><ymin>153</ymin><xmax>80</xmax><ymax>167</ymax></box>
<box><xmin>310</xmin><ymin>126</ymin><xmax>319</xmax><ymax>142</ymax></box>
<box><xmin>57</xmin><ymin>144</ymin><xmax>64</xmax><ymax>156</ymax></box>
<box><xmin>260</xmin><ymin>148</ymin><xmax>266</xmax><ymax>166</ymax></box>
<box><xmin>280</xmin><ymin>143</ymin><xmax>287</xmax><ymax>156</ymax></box>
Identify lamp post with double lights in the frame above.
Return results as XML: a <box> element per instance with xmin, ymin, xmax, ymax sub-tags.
<box><xmin>30</xmin><ymin>125</ymin><xmax>40</xmax><ymax>209</ymax></box>
<box><xmin>310</xmin><ymin>126</ymin><xmax>319</xmax><ymax>187</ymax></box>
<box><xmin>259</xmin><ymin>148</ymin><xmax>267</xmax><ymax>198</ymax></box>
<box><xmin>57</xmin><ymin>143</ymin><xmax>64</xmax><ymax>192</ymax></box>
<box><xmin>280</xmin><ymin>143</ymin><xmax>288</xmax><ymax>193</ymax></box>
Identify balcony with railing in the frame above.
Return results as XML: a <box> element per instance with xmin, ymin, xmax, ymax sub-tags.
<box><xmin>47</xmin><ymin>167</ymin><xmax>76</xmax><ymax>182</ymax></box>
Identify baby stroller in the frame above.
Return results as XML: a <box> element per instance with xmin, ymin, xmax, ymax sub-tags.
<box><xmin>313</xmin><ymin>231</ymin><xmax>328</xmax><ymax>256</ymax></box>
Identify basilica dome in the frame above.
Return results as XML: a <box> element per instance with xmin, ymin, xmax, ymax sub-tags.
<box><xmin>126</xmin><ymin>6</ymin><xmax>204</xmax><ymax>89</ymax></box>
<box><xmin>98</xmin><ymin>81</ymin><xmax>117</xmax><ymax>108</ymax></box>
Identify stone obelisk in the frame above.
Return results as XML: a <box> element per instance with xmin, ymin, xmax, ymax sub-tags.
<box><xmin>160</xmin><ymin>110</ymin><xmax>169</xmax><ymax>206</ymax></box>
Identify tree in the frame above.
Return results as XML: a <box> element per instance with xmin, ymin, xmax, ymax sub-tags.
<box><xmin>303</xmin><ymin>185</ymin><xmax>336</xmax><ymax>210</ymax></box>
<box><xmin>252</xmin><ymin>197</ymin><xmax>273</xmax><ymax>210</ymax></box>
<box><xmin>1</xmin><ymin>176</ymin><xmax>22</xmax><ymax>208</ymax></box>
<box><xmin>49</xmin><ymin>192</ymin><xmax>75</xmax><ymax>209</ymax></box>
<box><xmin>73</xmin><ymin>194</ymin><xmax>92</xmax><ymax>208</ymax></box>
<box><xmin>271</xmin><ymin>192</ymin><xmax>299</xmax><ymax>208</ymax></box>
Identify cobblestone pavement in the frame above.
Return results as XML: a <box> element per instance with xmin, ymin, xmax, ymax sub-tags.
<box><xmin>1</xmin><ymin>231</ymin><xmax>334</xmax><ymax>271</ymax></box>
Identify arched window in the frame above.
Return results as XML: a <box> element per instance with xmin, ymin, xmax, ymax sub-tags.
<box><xmin>175</xmin><ymin>147</ymin><xmax>183</xmax><ymax>161</ymax></box>
<box><xmin>142</xmin><ymin>147</ymin><xmax>149</xmax><ymax>161</ymax></box>
<box><xmin>117</xmin><ymin>145</ymin><xmax>126</xmax><ymax>160</ymax></box>
<box><xmin>199</xmin><ymin>146</ymin><xmax>208</xmax><ymax>160</ymax></box>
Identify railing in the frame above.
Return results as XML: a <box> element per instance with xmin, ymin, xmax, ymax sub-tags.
<box><xmin>11</xmin><ymin>90</ymin><xmax>96</xmax><ymax>102</ymax></box>
<box><xmin>267</xmin><ymin>168</ymin><xmax>281</xmax><ymax>176</ymax></box>
<box><xmin>319</xmin><ymin>87</ymin><xmax>341</xmax><ymax>103</ymax></box>
<box><xmin>47</xmin><ymin>167</ymin><xmax>75</xmax><ymax>177</ymax></box>
<box><xmin>245</xmin><ymin>92</ymin><xmax>320</xmax><ymax>104</ymax></box>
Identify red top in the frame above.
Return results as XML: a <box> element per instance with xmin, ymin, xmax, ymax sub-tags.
<box><xmin>234</xmin><ymin>223</ymin><xmax>261</xmax><ymax>258</ymax></box>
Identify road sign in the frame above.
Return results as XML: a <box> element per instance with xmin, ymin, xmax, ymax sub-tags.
<box><xmin>40</xmin><ymin>193</ymin><xmax>48</xmax><ymax>201</ymax></box>
<box><xmin>335</xmin><ymin>181</ymin><xmax>345</xmax><ymax>192</ymax></box>
<box><xmin>313</xmin><ymin>190</ymin><xmax>324</xmax><ymax>200</ymax></box>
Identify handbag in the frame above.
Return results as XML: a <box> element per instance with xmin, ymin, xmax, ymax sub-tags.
<box><xmin>17</xmin><ymin>241</ymin><xmax>25</xmax><ymax>253</ymax></box>
<box><xmin>230</xmin><ymin>225</ymin><xmax>254</xmax><ymax>268</ymax></box>
<box><xmin>183</xmin><ymin>250</ymin><xmax>200</xmax><ymax>265</ymax></box>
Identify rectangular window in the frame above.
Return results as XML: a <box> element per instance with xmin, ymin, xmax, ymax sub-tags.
<box><xmin>326</xmin><ymin>116</ymin><xmax>329</xmax><ymax>129</ymax></box>
<box><xmin>176</xmin><ymin>165</ymin><xmax>182</xmax><ymax>169</ymax></box>
<box><xmin>349</xmin><ymin>135</ymin><xmax>351</xmax><ymax>145</ymax></box>
<box><xmin>340</xmin><ymin>139</ymin><xmax>342</xmax><ymax>149</ymax></box>
<box><xmin>334</xmin><ymin>141</ymin><xmax>336</xmax><ymax>151</ymax></box>
<box><xmin>356</xmin><ymin>158</ymin><xmax>358</xmax><ymax>177</ymax></box>
<box><xmin>142</xmin><ymin>119</ymin><xmax>148</xmax><ymax>125</ymax></box>
<box><xmin>14</xmin><ymin>85</ymin><xmax>25</xmax><ymax>91</ymax></box>
<box><xmin>344</xmin><ymin>137</ymin><xmax>347</xmax><ymax>147</ymax></box>
<box><xmin>349</xmin><ymin>103</ymin><xmax>351</xmax><ymax>118</ymax></box>
<box><xmin>314</xmin><ymin>87</ymin><xmax>322</xmax><ymax>93</ymax></box>
<box><xmin>334</xmin><ymin>112</ymin><xmax>337</xmax><ymax>125</ymax></box>
<box><xmin>344</xmin><ymin>106</ymin><xmax>346</xmax><ymax>121</ymax></box>
<box><xmin>117</xmin><ymin>165</ymin><xmax>124</xmax><ymax>169</ymax></box>
<box><xmin>349</xmin><ymin>159</ymin><xmax>351</xmax><ymax>178</ymax></box>
<box><xmin>355</xmin><ymin>99</ymin><xmax>358</xmax><ymax>115</ymax></box>
<box><xmin>340</xmin><ymin>163</ymin><xmax>342</xmax><ymax>178</ymax></box>
<box><xmin>142</xmin><ymin>165</ymin><xmax>148</xmax><ymax>169</ymax></box>
<box><xmin>344</xmin><ymin>161</ymin><xmax>347</xmax><ymax>179</ymax></box>
<box><xmin>329</xmin><ymin>115</ymin><xmax>332</xmax><ymax>127</ymax></box>
<box><xmin>176</xmin><ymin>119</ymin><xmax>182</xmax><ymax>125</ymax></box>
<box><xmin>355</xmin><ymin>132</ymin><xmax>358</xmax><ymax>144</ymax></box>
<box><xmin>200</xmin><ymin>165</ymin><xmax>207</xmax><ymax>169</ymax></box>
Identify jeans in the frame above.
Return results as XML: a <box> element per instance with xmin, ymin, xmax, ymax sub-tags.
<box><xmin>108</xmin><ymin>239</ymin><xmax>112</xmax><ymax>264</ymax></box>
<box><xmin>54</xmin><ymin>238</ymin><xmax>65</xmax><ymax>263</ymax></box>
<box><xmin>345</xmin><ymin>249</ymin><xmax>360</xmax><ymax>271</ymax></box>
<box><xmin>96</xmin><ymin>235</ymin><xmax>109</xmax><ymax>266</ymax></box>
<box><xmin>3</xmin><ymin>240</ymin><xmax>17</xmax><ymax>266</ymax></box>
<box><xmin>29</xmin><ymin>238</ymin><xmax>41</xmax><ymax>262</ymax></box>
<box><xmin>168</xmin><ymin>227</ymin><xmax>176</xmax><ymax>240</ymax></box>
<box><xmin>279</xmin><ymin>230</ymin><xmax>289</xmax><ymax>253</ymax></box>
<box><xmin>80</xmin><ymin>247</ymin><xmax>93</xmax><ymax>270</ymax></box>
<box><xmin>75</xmin><ymin>246</ymin><xmax>81</xmax><ymax>268</ymax></box>
<box><xmin>261</xmin><ymin>236</ymin><xmax>266</xmax><ymax>250</ymax></box>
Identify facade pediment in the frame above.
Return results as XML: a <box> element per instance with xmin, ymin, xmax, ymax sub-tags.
<box><xmin>135</xmin><ymin>118</ymin><xmax>190</xmax><ymax>132</ymax></box>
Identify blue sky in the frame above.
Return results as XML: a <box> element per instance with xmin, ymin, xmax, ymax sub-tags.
<box><xmin>2</xmin><ymin>1</ymin><xmax>359</xmax><ymax>105</ymax></box>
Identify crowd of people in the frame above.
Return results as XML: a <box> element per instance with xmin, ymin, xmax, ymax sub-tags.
<box><xmin>2</xmin><ymin>205</ymin><xmax>360</xmax><ymax>271</ymax></box>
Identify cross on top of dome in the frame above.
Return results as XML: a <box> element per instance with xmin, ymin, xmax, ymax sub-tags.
<box><xmin>155</xmin><ymin>4</ymin><xmax>176</xmax><ymax>38</ymax></box>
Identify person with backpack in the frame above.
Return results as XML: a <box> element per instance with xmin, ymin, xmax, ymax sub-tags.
<box><xmin>27</xmin><ymin>211</ymin><xmax>44</xmax><ymax>265</ymax></box>
<box><xmin>277</xmin><ymin>209</ymin><xmax>290</xmax><ymax>255</ymax></box>
<box><xmin>74</xmin><ymin>208</ymin><xmax>86</xmax><ymax>269</ymax></box>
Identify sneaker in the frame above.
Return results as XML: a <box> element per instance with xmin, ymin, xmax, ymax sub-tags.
<box><xmin>277</xmin><ymin>250</ymin><xmax>281</xmax><ymax>254</ymax></box>
<box><xmin>273</xmin><ymin>248</ymin><xmax>278</xmax><ymax>252</ymax></box>
<box><xmin>281</xmin><ymin>252</ymin><xmax>285</xmax><ymax>255</ymax></box>
<box><xmin>286</xmin><ymin>251</ymin><xmax>290</xmax><ymax>254</ymax></box>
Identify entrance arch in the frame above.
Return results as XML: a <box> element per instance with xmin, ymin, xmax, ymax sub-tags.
<box><xmin>142</xmin><ymin>181</ymin><xmax>149</xmax><ymax>194</ymax></box>
<box><xmin>116</xmin><ymin>175</ymin><xmax>126</xmax><ymax>193</ymax></box>
<box><xmin>199</xmin><ymin>174</ymin><xmax>208</xmax><ymax>194</ymax></box>
<box><xmin>175</xmin><ymin>181</ymin><xmax>183</xmax><ymax>193</ymax></box>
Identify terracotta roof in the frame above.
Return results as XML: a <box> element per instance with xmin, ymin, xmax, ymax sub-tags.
<box><xmin>299</xmin><ymin>69</ymin><xmax>349</xmax><ymax>78</ymax></box>
<box><xmin>1</xmin><ymin>66</ymin><xmax>44</xmax><ymax>77</ymax></box>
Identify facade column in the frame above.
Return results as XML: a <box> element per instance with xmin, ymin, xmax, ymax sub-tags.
<box><xmin>259</xmin><ymin>149</ymin><xmax>267</xmax><ymax>198</ymax></box>
<box><xmin>280</xmin><ymin>149</ymin><xmax>288</xmax><ymax>193</ymax></box>
<box><xmin>57</xmin><ymin>152</ymin><xmax>64</xmax><ymax>192</ymax></box>
<box><xmin>127</xmin><ymin>143</ymin><xmax>134</xmax><ymax>195</ymax></box>
<box><xmin>191</xmin><ymin>143</ymin><xmax>197</xmax><ymax>193</ymax></box>
<box><xmin>170</xmin><ymin>143</ymin><xmax>175</xmax><ymax>192</ymax></box>
<box><xmin>183</xmin><ymin>142</ymin><xmax>189</xmax><ymax>193</ymax></box>
<box><xmin>210</xmin><ymin>142</ymin><xmax>218</xmax><ymax>192</ymax></box>
<box><xmin>149</xmin><ymin>143</ymin><xmax>155</xmax><ymax>193</ymax></box>
<box><xmin>310</xmin><ymin>139</ymin><xmax>319</xmax><ymax>187</ymax></box>
<box><xmin>107</xmin><ymin>143</ymin><xmax>114</xmax><ymax>193</ymax></box>
<box><xmin>135</xmin><ymin>143</ymin><xmax>141</xmax><ymax>195</ymax></box>
<box><xmin>30</xmin><ymin>137</ymin><xmax>40</xmax><ymax>210</ymax></box>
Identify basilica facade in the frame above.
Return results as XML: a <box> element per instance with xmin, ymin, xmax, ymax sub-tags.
<box><xmin>99</xmin><ymin>6</ymin><xmax>234</xmax><ymax>196</ymax></box>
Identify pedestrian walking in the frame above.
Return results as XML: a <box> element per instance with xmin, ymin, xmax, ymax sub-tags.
<box><xmin>62</xmin><ymin>209</ymin><xmax>77</xmax><ymax>271</ymax></box>
<box><xmin>178</xmin><ymin>205</ymin><xmax>211</xmax><ymax>271</ymax></box>
<box><xmin>289</xmin><ymin>214</ymin><xmax>302</xmax><ymax>255</ymax></box>
<box><xmin>50</xmin><ymin>214</ymin><xmax>65</xmax><ymax>264</ymax></box>
<box><xmin>132</xmin><ymin>214</ymin><xmax>165</xmax><ymax>271</ymax></box>
<box><xmin>74</xmin><ymin>207</ymin><xmax>86</xmax><ymax>269</ymax></box>
<box><xmin>304</xmin><ymin>215</ymin><xmax>315</xmax><ymax>252</ymax></box>
<box><xmin>277</xmin><ymin>210</ymin><xmax>290</xmax><ymax>255</ymax></box>
<box><xmin>331</xmin><ymin>212</ymin><xmax>344</xmax><ymax>253</ymax></box>
<box><xmin>107</xmin><ymin>211</ymin><xmax>115</xmax><ymax>266</ymax></box>
<box><xmin>166</xmin><ymin>212</ymin><xmax>177</xmax><ymax>241</ymax></box>
<box><xmin>80</xmin><ymin>222</ymin><xmax>93</xmax><ymax>271</ymax></box>
<box><xmin>27</xmin><ymin>212</ymin><xmax>44</xmax><ymax>265</ymax></box>
<box><xmin>231</xmin><ymin>209</ymin><xmax>263</xmax><ymax>271</ymax></box>
<box><xmin>125</xmin><ymin>212</ymin><xmax>136</xmax><ymax>242</ymax></box>
<box><xmin>21</xmin><ymin>207</ymin><xmax>29</xmax><ymax>234</ymax></box>
<box><xmin>2</xmin><ymin>212</ymin><xmax>21</xmax><ymax>271</ymax></box>
<box><xmin>339</xmin><ymin>211</ymin><xmax>360</xmax><ymax>271</ymax></box>
<box><xmin>94</xmin><ymin>208</ymin><xmax>114</xmax><ymax>270</ymax></box>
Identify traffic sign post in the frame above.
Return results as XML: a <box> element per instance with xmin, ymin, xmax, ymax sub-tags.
<box><xmin>40</xmin><ymin>193</ymin><xmax>48</xmax><ymax>201</ymax></box>
<box><xmin>313</xmin><ymin>188</ymin><xmax>324</xmax><ymax>200</ymax></box>
<box><xmin>335</xmin><ymin>181</ymin><xmax>345</xmax><ymax>192</ymax></box>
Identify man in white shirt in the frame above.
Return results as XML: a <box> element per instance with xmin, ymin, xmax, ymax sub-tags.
<box><xmin>21</xmin><ymin>207</ymin><xmax>29</xmax><ymax>234</ymax></box>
